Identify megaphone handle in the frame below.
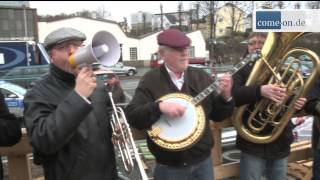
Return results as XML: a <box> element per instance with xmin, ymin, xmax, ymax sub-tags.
<box><xmin>77</xmin><ymin>63</ymin><xmax>92</xmax><ymax>69</ymax></box>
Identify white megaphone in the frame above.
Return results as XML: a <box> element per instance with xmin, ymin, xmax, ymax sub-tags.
<box><xmin>69</xmin><ymin>31</ymin><xmax>120</xmax><ymax>67</ymax></box>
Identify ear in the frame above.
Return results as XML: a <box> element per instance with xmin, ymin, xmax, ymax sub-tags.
<box><xmin>48</xmin><ymin>52</ymin><xmax>54</xmax><ymax>63</ymax></box>
<box><xmin>158</xmin><ymin>48</ymin><xmax>165</xmax><ymax>59</ymax></box>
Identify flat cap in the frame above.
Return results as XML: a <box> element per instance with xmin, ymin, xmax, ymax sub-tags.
<box><xmin>157</xmin><ymin>29</ymin><xmax>191</xmax><ymax>50</ymax></box>
<box><xmin>44</xmin><ymin>27</ymin><xmax>86</xmax><ymax>50</ymax></box>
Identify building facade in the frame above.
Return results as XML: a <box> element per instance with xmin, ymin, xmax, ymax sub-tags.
<box><xmin>200</xmin><ymin>3</ymin><xmax>246</xmax><ymax>40</ymax></box>
<box><xmin>38</xmin><ymin>17</ymin><xmax>206</xmax><ymax>62</ymax></box>
<box><xmin>0</xmin><ymin>6</ymin><xmax>38</xmax><ymax>41</ymax></box>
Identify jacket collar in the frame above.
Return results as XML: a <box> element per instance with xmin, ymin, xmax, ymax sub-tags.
<box><xmin>160</xmin><ymin>64</ymin><xmax>194</xmax><ymax>93</ymax></box>
<box><xmin>49</xmin><ymin>64</ymin><xmax>76</xmax><ymax>83</ymax></box>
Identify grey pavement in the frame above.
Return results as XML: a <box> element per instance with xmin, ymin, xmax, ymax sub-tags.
<box><xmin>136</xmin><ymin>67</ymin><xmax>151</xmax><ymax>77</ymax></box>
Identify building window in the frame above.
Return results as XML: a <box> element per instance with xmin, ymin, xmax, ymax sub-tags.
<box><xmin>218</xmin><ymin>17</ymin><xmax>223</xmax><ymax>22</ymax></box>
<box><xmin>130</xmin><ymin>47</ymin><xmax>138</xmax><ymax>60</ymax></box>
<box><xmin>188</xmin><ymin>46</ymin><xmax>195</xmax><ymax>57</ymax></box>
<box><xmin>219</xmin><ymin>29</ymin><xmax>224</xmax><ymax>33</ymax></box>
<box><xmin>0</xmin><ymin>8</ymin><xmax>36</xmax><ymax>40</ymax></box>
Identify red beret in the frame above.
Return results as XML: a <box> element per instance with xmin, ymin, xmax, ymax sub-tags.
<box><xmin>157</xmin><ymin>29</ymin><xmax>191</xmax><ymax>49</ymax></box>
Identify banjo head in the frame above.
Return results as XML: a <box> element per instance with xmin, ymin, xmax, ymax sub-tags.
<box><xmin>147</xmin><ymin>93</ymin><xmax>206</xmax><ymax>151</ymax></box>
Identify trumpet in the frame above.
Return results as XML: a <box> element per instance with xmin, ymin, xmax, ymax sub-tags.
<box><xmin>108</xmin><ymin>92</ymin><xmax>149</xmax><ymax>180</ymax></box>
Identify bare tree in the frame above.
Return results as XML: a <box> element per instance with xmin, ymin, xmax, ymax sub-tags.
<box><xmin>195</xmin><ymin>2</ymin><xmax>200</xmax><ymax>30</ymax></box>
<box><xmin>178</xmin><ymin>2</ymin><xmax>183</xmax><ymax>30</ymax></box>
<box><xmin>307</xmin><ymin>1</ymin><xmax>320</xmax><ymax>9</ymax></box>
<box><xmin>226</xmin><ymin>2</ymin><xmax>245</xmax><ymax>32</ymax></box>
<box><xmin>261</xmin><ymin>1</ymin><xmax>273</xmax><ymax>9</ymax></box>
<box><xmin>96</xmin><ymin>5</ymin><xmax>111</xmax><ymax>19</ymax></box>
<box><xmin>160</xmin><ymin>3</ymin><xmax>164</xmax><ymax>30</ymax></box>
<box><xmin>189</xmin><ymin>9</ymin><xmax>193</xmax><ymax>31</ymax></box>
<box><xmin>123</xmin><ymin>17</ymin><xmax>128</xmax><ymax>33</ymax></box>
<box><xmin>142</xmin><ymin>12</ymin><xmax>146</xmax><ymax>34</ymax></box>
<box><xmin>76</xmin><ymin>10</ymin><xmax>92</xmax><ymax>18</ymax></box>
<box><xmin>294</xmin><ymin>2</ymin><xmax>301</xmax><ymax>9</ymax></box>
<box><xmin>198</xmin><ymin>1</ymin><xmax>221</xmax><ymax>62</ymax></box>
<box><xmin>276</xmin><ymin>1</ymin><xmax>285</xmax><ymax>9</ymax></box>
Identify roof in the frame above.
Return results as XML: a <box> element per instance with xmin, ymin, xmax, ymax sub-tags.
<box><xmin>0</xmin><ymin>6</ymin><xmax>36</xmax><ymax>10</ymax></box>
<box><xmin>135</xmin><ymin>31</ymin><xmax>161</xmax><ymax>39</ymax></box>
<box><xmin>216</xmin><ymin>3</ymin><xmax>245</xmax><ymax>13</ymax></box>
<box><xmin>136</xmin><ymin>29</ymin><xmax>203</xmax><ymax>40</ymax></box>
<box><xmin>39</xmin><ymin>16</ymin><xmax>119</xmax><ymax>25</ymax></box>
<box><xmin>39</xmin><ymin>16</ymin><xmax>129</xmax><ymax>39</ymax></box>
<box><xmin>165</xmin><ymin>14</ymin><xmax>178</xmax><ymax>24</ymax></box>
<box><xmin>154</xmin><ymin>11</ymin><xmax>191</xmax><ymax>16</ymax></box>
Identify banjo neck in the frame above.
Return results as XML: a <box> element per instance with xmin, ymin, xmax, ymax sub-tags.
<box><xmin>192</xmin><ymin>52</ymin><xmax>261</xmax><ymax>105</ymax></box>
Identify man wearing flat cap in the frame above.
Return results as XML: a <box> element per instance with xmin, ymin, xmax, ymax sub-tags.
<box><xmin>24</xmin><ymin>27</ymin><xmax>122</xmax><ymax>180</ymax></box>
<box><xmin>126</xmin><ymin>28</ymin><xmax>234</xmax><ymax>180</ymax></box>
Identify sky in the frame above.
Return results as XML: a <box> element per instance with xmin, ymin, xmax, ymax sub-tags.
<box><xmin>30</xmin><ymin>1</ymin><xmax>194</xmax><ymax>22</ymax></box>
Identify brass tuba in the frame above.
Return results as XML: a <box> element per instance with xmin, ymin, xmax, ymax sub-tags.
<box><xmin>233</xmin><ymin>32</ymin><xmax>320</xmax><ymax>144</ymax></box>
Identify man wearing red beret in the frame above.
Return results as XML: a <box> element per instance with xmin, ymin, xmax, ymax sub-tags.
<box><xmin>125</xmin><ymin>29</ymin><xmax>234</xmax><ymax>180</ymax></box>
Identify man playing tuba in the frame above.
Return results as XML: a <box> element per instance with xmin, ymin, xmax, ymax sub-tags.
<box><xmin>232</xmin><ymin>32</ymin><xmax>306</xmax><ymax>180</ymax></box>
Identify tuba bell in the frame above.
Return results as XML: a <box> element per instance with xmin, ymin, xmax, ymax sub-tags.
<box><xmin>233</xmin><ymin>32</ymin><xmax>320</xmax><ymax>144</ymax></box>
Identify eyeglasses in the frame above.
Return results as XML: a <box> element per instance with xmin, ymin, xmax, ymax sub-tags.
<box><xmin>248</xmin><ymin>40</ymin><xmax>265</xmax><ymax>46</ymax></box>
<box><xmin>53</xmin><ymin>41</ymin><xmax>83</xmax><ymax>51</ymax></box>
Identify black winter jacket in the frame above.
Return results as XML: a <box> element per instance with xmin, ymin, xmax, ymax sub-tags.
<box><xmin>232</xmin><ymin>61</ymin><xmax>295</xmax><ymax>159</ymax></box>
<box><xmin>125</xmin><ymin>65</ymin><xmax>235</xmax><ymax>166</ymax></box>
<box><xmin>23</xmin><ymin>64</ymin><xmax>119</xmax><ymax>180</ymax></box>
<box><xmin>0</xmin><ymin>92</ymin><xmax>22</xmax><ymax>180</ymax></box>
<box><xmin>304</xmin><ymin>78</ymin><xmax>320</xmax><ymax>150</ymax></box>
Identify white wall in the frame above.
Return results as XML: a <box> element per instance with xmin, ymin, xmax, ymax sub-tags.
<box><xmin>38</xmin><ymin>17</ymin><xmax>139</xmax><ymax>62</ymax></box>
<box><xmin>137</xmin><ymin>30</ymin><xmax>206</xmax><ymax>60</ymax></box>
<box><xmin>187</xmin><ymin>31</ymin><xmax>206</xmax><ymax>58</ymax></box>
<box><xmin>38</xmin><ymin>17</ymin><xmax>129</xmax><ymax>45</ymax></box>
<box><xmin>138</xmin><ymin>32</ymin><xmax>160</xmax><ymax>60</ymax></box>
<box><xmin>38</xmin><ymin>17</ymin><xmax>206</xmax><ymax>62</ymax></box>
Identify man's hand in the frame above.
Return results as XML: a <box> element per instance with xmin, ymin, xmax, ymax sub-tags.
<box><xmin>294</xmin><ymin>97</ymin><xmax>306</xmax><ymax>111</ymax></box>
<box><xmin>105</xmin><ymin>74</ymin><xmax>120</xmax><ymax>86</ymax></box>
<box><xmin>261</xmin><ymin>84</ymin><xmax>286</xmax><ymax>104</ymax></box>
<box><xmin>75</xmin><ymin>67</ymin><xmax>96</xmax><ymax>98</ymax></box>
<box><xmin>159</xmin><ymin>102</ymin><xmax>186</xmax><ymax>118</ymax></box>
<box><xmin>218</xmin><ymin>73</ymin><xmax>233</xmax><ymax>101</ymax></box>
<box><xmin>293</xmin><ymin>116</ymin><xmax>306</xmax><ymax>126</ymax></box>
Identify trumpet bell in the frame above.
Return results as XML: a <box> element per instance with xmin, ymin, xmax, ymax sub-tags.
<box><xmin>108</xmin><ymin>92</ymin><xmax>149</xmax><ymax>180</ymax></box>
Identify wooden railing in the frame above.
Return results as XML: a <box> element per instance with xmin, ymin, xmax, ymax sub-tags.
<box><xmin>0</xmin><ymin>129</ymin><xmax>33</xmax><ymax>180</ymax></box>
<box><xmin>210</xmin><ymin>119</ymin><xmax>313</xmax><ymax>179</ymax></box>
<box><xmin>0</xmin><ymin>118</ymin><xmax>313</xmax><ymax>180</ymax></box>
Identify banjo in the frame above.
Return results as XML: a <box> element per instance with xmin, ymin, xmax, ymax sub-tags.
<box><xmin>147</xmin><ymin>52</ymin><xmax>261</xmax><ymax>151</ymax></box>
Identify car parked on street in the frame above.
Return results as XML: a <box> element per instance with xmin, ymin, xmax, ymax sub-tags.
<box><xmin>0</xmin><ymin>65</ymin><xmax>49</xmax><ymax>88</ymax></box>
<box><xmin>189</xmin><ymin>64</ymin><xmax>214</xmax><ymax>76</ymax></box>
<box><xmin>150</xmin><ymin>52</ymin><xmax>208</xmax><ymax>69</ymax></box>
<box><xmin>0</xmin><ymin>81</ymin><xmax>27</xmax><ymax>117</ymax></box>
<box><xmin>188</xmin><ymin>64</ymin><xmax>225</xmax><ymax>80</ymax></box>
<box><xmin>93</xmin><ymin>62</ymin><xmax>137</xmax><ymax>76</ymax></box>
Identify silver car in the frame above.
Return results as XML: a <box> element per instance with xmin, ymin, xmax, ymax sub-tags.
<box><xmin>0</xmin><ymin>81</ymin><xmax>27</xmax><ymax>117</ymax></box>
<box><xmin>93</xmin><ymin>62</ymin><xmax>137</xmax><ymax>76</ymax></box>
